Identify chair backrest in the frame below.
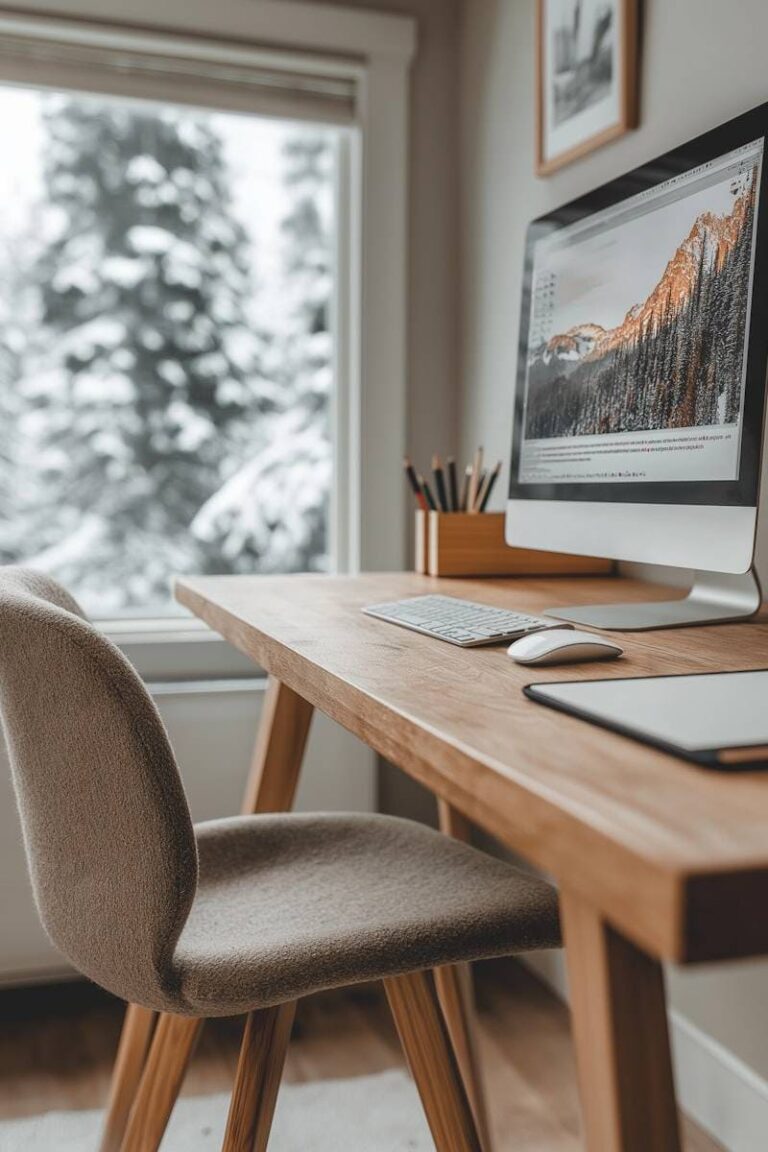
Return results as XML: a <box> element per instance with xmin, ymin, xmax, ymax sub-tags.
<box><xmin>0</xmin><ymin>568</ymin><xmax>198</xmax><ymax>1009</ymax></box>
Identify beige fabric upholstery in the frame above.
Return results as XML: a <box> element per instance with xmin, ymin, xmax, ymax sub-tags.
<box><xmin>176</xmin><ymin>813</ymin><xmax>560</xmax><ymax>1016</ymax></box>
<box><xmin>3</xmin><ymin>568</ymin><xmax>560</xmax><ymax>1017</ymax></box>
<box><xmin>0</xmin><ymin>568</ymin><xmax>198</xmax><ymax>1011</ymax></box>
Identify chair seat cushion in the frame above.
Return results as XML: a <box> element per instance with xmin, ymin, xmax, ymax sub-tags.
<box><xmin>171</xmin><ymin>812</ymin><xmax>560</xmax><ymax>1016</ymax></box>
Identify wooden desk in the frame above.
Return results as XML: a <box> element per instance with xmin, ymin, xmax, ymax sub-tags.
<box><xmin>101</xmin><ymin>571</ymin><xmax>768</xmax><ymax>1152</ymax></box>
<box><xmin>175</xmin><ymin>571</ymin><xmax>768</xmax><ymax>1152</ymax></box>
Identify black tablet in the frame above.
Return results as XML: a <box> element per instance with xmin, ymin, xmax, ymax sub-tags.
<box><xmin>525</xmin><ymin>669</ymin><xmax>768</xmax><ymax>771</ymax></box>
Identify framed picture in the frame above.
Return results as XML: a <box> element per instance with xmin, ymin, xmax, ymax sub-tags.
<box><xmin>536</xmin><ymin>0</ymin><xmax>639</xmax><ymax>176</ymax></box>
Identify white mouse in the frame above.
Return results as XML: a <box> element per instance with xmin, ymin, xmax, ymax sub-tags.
<box><xmin>508</xmin><ymin>628</ymin><xmax>623</xmax><ymax>666</ymax></box>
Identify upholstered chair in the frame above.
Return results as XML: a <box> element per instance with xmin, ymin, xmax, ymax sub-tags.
<box><xmin>1</xmin><ymin>567</ymin><xmax>561</xmax><ymax>1152</ymax></box>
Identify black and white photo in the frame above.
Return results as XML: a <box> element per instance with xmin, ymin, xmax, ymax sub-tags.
<box><xmin>537</xmin><ymin>0</ymin><xmax>638</xmax><ymax>174</ymax></box>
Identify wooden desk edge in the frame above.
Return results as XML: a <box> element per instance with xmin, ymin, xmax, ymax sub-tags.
<box><xmin>175</xmin><ymin>577</ymin><xmax>768</xmax><ymax>966</ymax></box>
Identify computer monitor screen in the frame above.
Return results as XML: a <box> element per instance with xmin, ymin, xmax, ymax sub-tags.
<box><xmin>520</xmin><ymin>140</ymin><xmax>762</xmax><ymax>488</ymax></box>
<box><xmin>510</xmin><ymin>103</ymin><xmax>768</xmax><ymax>532</ymax></box>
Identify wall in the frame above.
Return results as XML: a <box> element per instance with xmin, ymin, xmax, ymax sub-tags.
<box><xmin>308</xmin><ymin>0</ymin><xmax>462</xmax><ymax>480</ymax></box>
<box><xmin>458</xmin><ymin>0</ymin><xmax>768</xmax><ymax>1132</ymax></box>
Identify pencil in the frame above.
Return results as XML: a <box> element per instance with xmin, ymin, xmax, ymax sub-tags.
<box><xmin>403</xmin><ymin>457</ymin><xmax>428</xmax><ymax>511</ymax></box>
<box><xmin>467</xmin><ymin>445</ymin><xmax>484</xmax><ymax>514</ymax></box>
<box><xmin>473</xmin><ymin>470</ymin><xmax>487</xmax><ymax>510</ymax></box>
<box><xmin>447</xmin><ymin>457</ymin><xmax>459</xmax><ymax>512</ymax></box>
<box><xmin>432</xmin><ymin>454</ymin><xmax>449</xmax><ymax>512</ymax></box>
<box><xmin>477</xmin><ymin>461</ymin><xmax>501</xmax><ymax>512</ymax></box>
<box><xmin>459</xmin><ymin>464</ymin><xmax>472</xmax><ymax>513</ymax></box>
<box><xmin>419</xmin><ymin>475</ymin><xmax>438</xmax><ymax>511</ymax></box>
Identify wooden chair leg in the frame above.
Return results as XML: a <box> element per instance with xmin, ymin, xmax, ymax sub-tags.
<box><xmin>561</xmin><ymin>889</ymin><xmax>682</xmax><ymax>1152</ymax></box>
<box><xmin>98</xmin><ymin>1004</ymin><xmax>157</xmax><ymax>1152</ymax></box>
<box><xmin>435</xmin><ymin>799</ymin><xmax>492</xmax><ymax>1151</ymax></box>
<box><xmin>119</xmin><ymin>1014</ymin><xmax>203</xmax><ymax>1152</ymax></box>
<box><xmin>434</xmin><ymin>964</ymin><xmax>491</xmax><ymax>1151</ymax></box>
<box><xmin>221</xmin><ymin>1002</ymin><xmax>297</xmax><ymax>1152</ymax></box>
<box><xmin>101</xmin><ymin>678</ymin><xmax>313</xmax><ymax>1152</ymax></box>
<box><xmin>384</xmin><ymin>970</ymin><xmax>483</xmax><ymax>1152</ymax></box>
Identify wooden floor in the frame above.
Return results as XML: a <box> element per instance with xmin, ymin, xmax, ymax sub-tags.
<box><xmin>0</xmin><ymin>959</ymin><xmax>722</xmax><ymax>1150</ymax></box>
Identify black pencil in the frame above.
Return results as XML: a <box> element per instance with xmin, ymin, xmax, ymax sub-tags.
<box><xmin>432</xmin><ymin>454</ymin><xmax>449</xmax><ymax>512</ymax></box>
<box><xmin>477</xmin><ymin>461</ymin><xmax>501</xmax><ymax>512</ymax></box>
<box><xmin>419</xmin><ymin>475</ymin><xmax>438</xmax><ymax>511</ymax></box>
<box><xmin>404</xmin><ymin>456</ymin><xmax>428</xmax><ymax>511</ymax></box>
<box><xmin>447</xmin><ymin>457</ymin><xmax>459</xmax><ymax>512</ymax></box>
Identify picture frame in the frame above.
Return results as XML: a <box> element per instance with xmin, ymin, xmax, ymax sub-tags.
<box><xmin>536</xmin><ymin>0</ymin><xmax>639</xmax><ymax>176</ymax></box>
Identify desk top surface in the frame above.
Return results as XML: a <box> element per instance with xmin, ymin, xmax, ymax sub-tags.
<box><xmin>176</xmin><ymin>571</ymin><xmax>768</xmax><ymax>963</ymax></box>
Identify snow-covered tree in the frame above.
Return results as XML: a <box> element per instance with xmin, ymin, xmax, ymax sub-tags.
<box><xmin>0</xmin><ymin>229</ymin><xmax>37</xmax><ymax>564</ymax></box>
<box><xmin>192</xmin><ymin>129</ymin><xmax>334</xmax><ymax>573</ymax></box>
<box><xmin>0</xmin><ymin>340</ymin><xmax>20</xmax><ymax>555</ymax></box>
<box><xmin>0</xmin><ymin>93</ymin><xmax>337</xmax><ymax>612</ymax></box>
<box><xmin>20</xmin><ymin>96</ymin><xmax>267</xmax><ymax>609</ymax></box>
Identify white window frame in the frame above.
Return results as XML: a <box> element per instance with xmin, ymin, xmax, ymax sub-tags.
<box><xmin>0</xmin><ymin>0</ymin><xmax>415</xmax><ymax>676</ymax></box>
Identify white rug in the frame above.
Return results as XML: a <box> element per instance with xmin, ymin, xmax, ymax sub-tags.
<box><xmin>0</xmin><ymin>1069</ymin><xmax>435</xmax><ymax>1151</ymax></box>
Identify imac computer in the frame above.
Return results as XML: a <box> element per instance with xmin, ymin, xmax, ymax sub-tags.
<box><xmin>507</xmin><ymin>102</ymin><xmax>768</xmax><ymax>630</ymax></box>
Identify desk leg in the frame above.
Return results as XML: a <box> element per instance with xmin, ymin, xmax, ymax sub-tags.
<box><xmin>100</xmin><ymin>677</ymin><xmax>313</xmax><ymax>1152</ymax></box>
<box><xmin>240</xmin><ymin>677</ymin><xmax>314</xmax><ymax>816</ymax></box>
<box><xmin>435</xmin><ymin>799</ymin><xmax>492</xmax><ymax>1152</ymax></box>
<box><xmin>561</xmin><ymin>890</ymin><xmax>682</xmax><ymax>1152</ymax></box>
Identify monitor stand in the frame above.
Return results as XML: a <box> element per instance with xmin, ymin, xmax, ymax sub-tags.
<box><xmin>546</xmin><ymin>568</ymin><xmax>763</xmax><ymax>632</ymax></box>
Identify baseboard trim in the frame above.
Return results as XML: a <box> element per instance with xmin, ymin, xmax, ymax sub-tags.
<box><xmin>522</xmin><ymin>951</ymin><xmax>768</xmax><ymax>1152</ymax></box>
<box><xmin>670</xmin><ymin>1008</ymin><xmax>768</xmax><ymax>1152</ymax></box>
<box><xmin>0</xmin><ymin>963</ymin><xmax>76</xmax><ymax>988</ymax></box>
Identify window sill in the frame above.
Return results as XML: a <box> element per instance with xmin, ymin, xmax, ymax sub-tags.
<box><xmin>103</xmin><ymin>615</ymin><xmax>214</xmax><ymax>643</ymax></box>
<box><xmin>103</xmin><ymin>616</ymin><xmax>260</xmax><ymax>682</ymax></box>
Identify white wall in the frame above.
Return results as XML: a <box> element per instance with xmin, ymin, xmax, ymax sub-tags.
<box><xmin>458</xmin><ymin>0</ymin><xmax>768</xmax><ymax>1119</ymax></box>
<box><xmin>306</xmin><ymin>0</ymin><xmax>462</xmax><ymax>481</ymax></box>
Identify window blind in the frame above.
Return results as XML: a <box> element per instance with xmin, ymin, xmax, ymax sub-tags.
<box><xmin>0</xmin><ymin>27</ymin><xmax>358</xmax><ymax>124</ymax></box>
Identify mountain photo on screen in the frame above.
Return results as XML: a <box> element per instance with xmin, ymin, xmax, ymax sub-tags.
<box><xmin>519</xmin><ymin>140</ymin><xmax>764</xmax><ymax>486</ymax></box>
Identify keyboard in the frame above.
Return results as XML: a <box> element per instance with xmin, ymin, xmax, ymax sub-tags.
<box><xmin>362</xmin><ymin>594</ymin><xmax>565</xmax><ymax>647</ymax></box>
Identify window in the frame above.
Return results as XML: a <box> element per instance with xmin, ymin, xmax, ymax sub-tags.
<box><xmin>0</xmin><ymin>83</ymin><xmax>340</xmax><ymax>618</ymax></box>
<box><xmin>0</xmin><ymin>4</ymin><xmax>414</xmax><ymax>650</ymax></box>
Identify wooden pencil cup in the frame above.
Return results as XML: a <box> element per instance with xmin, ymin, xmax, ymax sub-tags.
<box><xmin>415</xmin><ymin>511</ymin><xmax>613</xmax><ymax>578</ymax></box>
